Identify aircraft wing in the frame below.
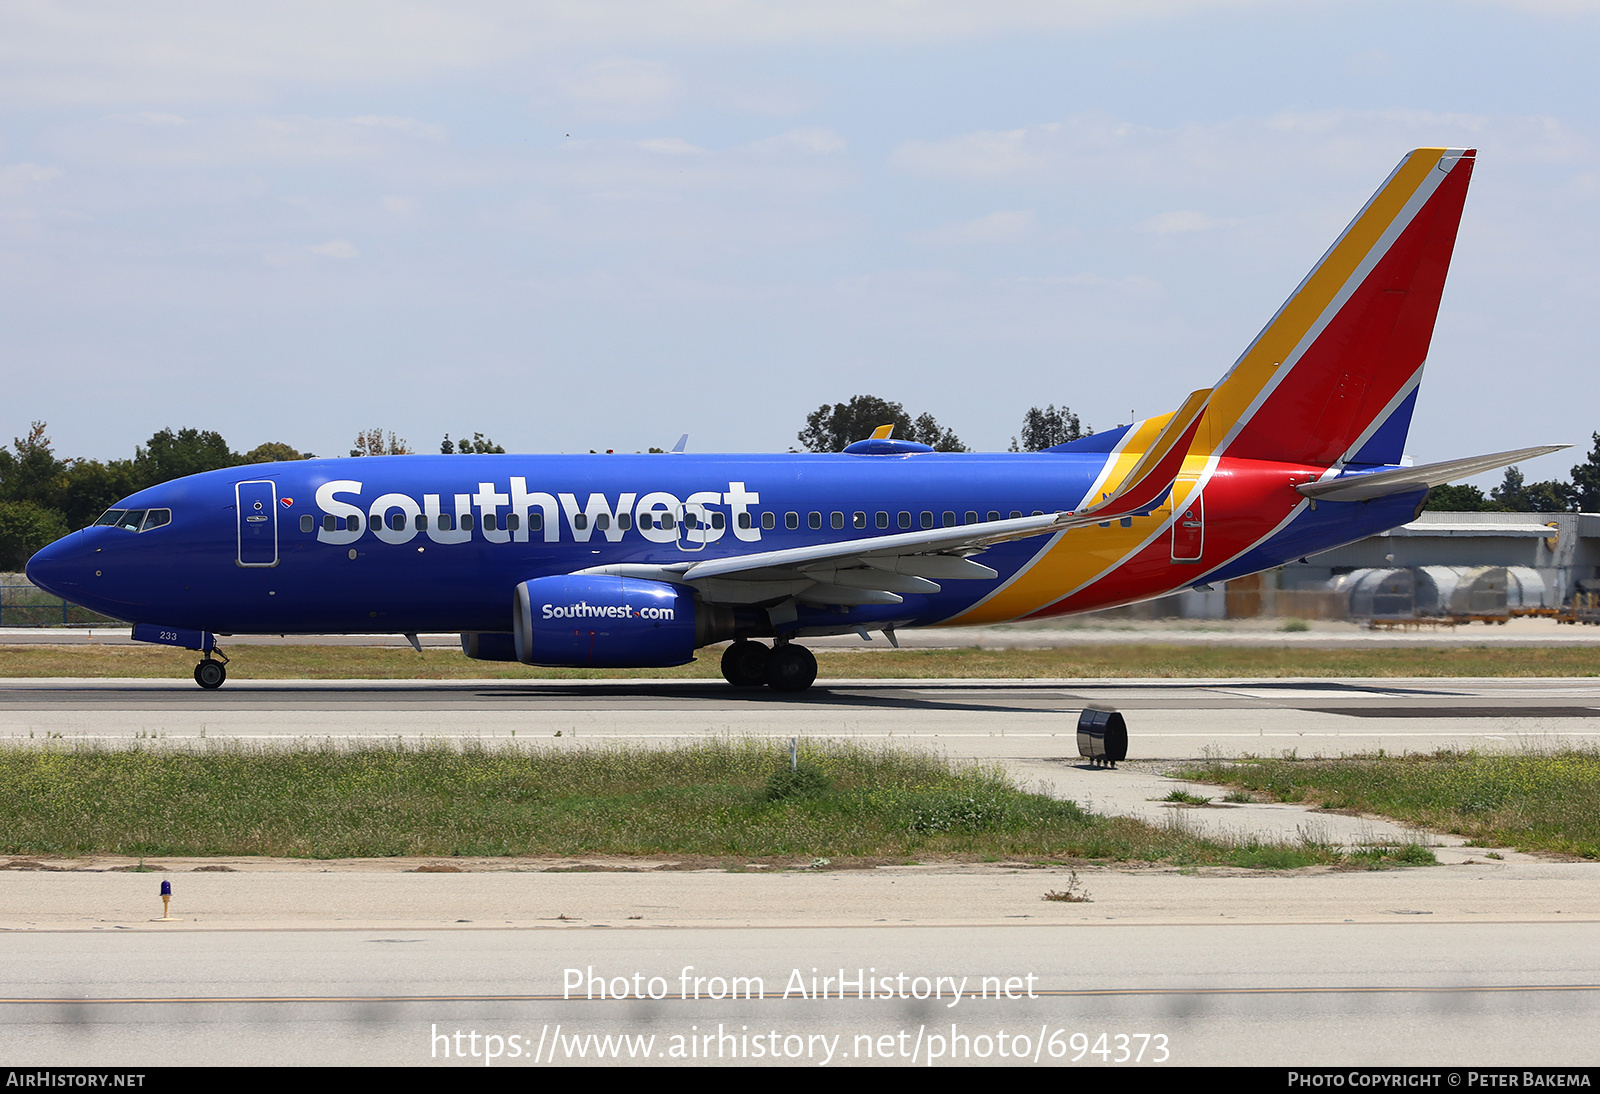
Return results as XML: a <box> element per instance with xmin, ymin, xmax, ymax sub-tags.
<box><xmin>1296</xmin><ymin>445</ymin><xmax>1570</xmax><ymax>504</ymax></box>
<box><xmin>574</xmin><ymin>389</ymin><xmax>1212</xmax><ymax>606</ymax></box>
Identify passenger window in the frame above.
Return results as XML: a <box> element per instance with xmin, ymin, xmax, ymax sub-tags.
<box><xmin>300</xmin><ymin>515</ymin><xmax>314</xmax><ymax>533</ymax></box>
<box><xmin>660</xmin><ymin>513</ymin><xmax>675</xmax><ymax>530</ymax></box>
<box><xmin>484</xmin><ymin>514</ymin><xmax>498</xmax><ymax>532</ymax></box>
<box><xmin>684</xmin><ymin>513</ymin><xmax>698</xmax><ymax>529</ymax></box>
<box><xmin>852</xmin><ymin>512</ymin><xmax>866</xmax><ymax>529</ymax></box>
<box><xmin>529</xmin><ymin>513</ymin><xmax>542</xmax><ymax>531</ymax></box>
<box><xmin>1009</xmin><ymin>511</ymin><xmax>1022</xmax><ymax>520</ymax></box>
<box><xmin>965</xmin><ymin>511</ymin><xmax>978</xmax><ymax>525</ymax></box>
<box><xmin>506</xmin><ymin>513</ymin><xmax>519</xmax><ymax>531</ymax></box>
<box><xmin>942</xmin><ymin>512</ymin><xmax>956</xmax><ymax>527</ymax></box>
<box><xmin>118</xmin><ymin>510</ymin><xmax>146</xmax><ymax>532</ymax></box>
<box><xmin>388</xmin><ymin>513</ymin><xmax>404</xmax><ymax>531</ymax></box>
<box><xmin>617</xmin><ymin>513</ymin><xmax>630</xmax><ymax>530</ymax></box>
<box><xmin>876</xmin><ymin>512</ymin><xmax>889</xmax><ymax>529</ymax></box>
<box><xmin>349</xmin><ymin>514</ymin><xmax>362</xmax><ymax>532</ymax></box>
<box><xmin>439</xmin><ymin>514</ymin><xmax>454</xmax><ymax>531</ymax></box>
<box><xmin>711</xmin><ymin>512</ymin><xmax>725</xmax><ymax>530</ymax></box>
<box><xmin>785</xmin><ymin>512</ymin><xmax>799</xmax><ymax>530</ymax></box>
<box><xmin>639</xmin><ymin>513</ymin><xmax>654</xmax><ymax>530</ymax></box>
<box><xmin>831</xmin><ymin>512</ymin><xmax>845</xmax><ymax>530</ymax></box>
<box><xmin>988</xmin><ymin>511</ymin><xmax>1001</xmax><ymax>522</ymax></box>
<box><xmin>898</xmin><ymin>512</ymin><xmax>911</xmax><ymax>529</ymax></box>
<box><xmin>595</xmin><ymin>514</ymin><xmax>609</xmax><ymax>531</ymax></box>
<box><xmin>417</xmin><ymin>515</ymin><xmax>429</xmax><ymax>531</ymax></box>
<box><xmin>142</xmin><ymin>509</ymin><xmax>171</xmax><ymax>531</ymax></box>
<box><xmin>1033</xmin><ymin>510</ymin><xmax>1043</xmax><ymax>516</ymax></box>
<box><xmin>809</xmin><ymin>512</ymin><xmax>822</xmax><ymax>530</ymax></box>
<box><xmin>920</xmin><ymin>512</ymin><xmax>933</xmax><ymax>529</ymax></box>
<box><xmin>323</xmin><ymin>515</ymin><xmax>336</xmax><ymax>532</ymax></box>
<box><xmin>459</xmin><ymin>514</ymin><xmax>473</xmax><ymax>531</ymax></box>
<box><xmin>573</xmin><ymin>513</ymin><xmax>588</xmax><ymax>530</ymax></box>
<box><xmin>95</xmin><ymin>510</ymin><xmax>124</xmax><ymax>527</ymax></box>
<box><xmin>738</xmin><ymin>512</ymin><xmax>751</xmax><ymax>530</ymax></box>
<box><xmin>761</xmin><ymin>512</ymin><xmax>775</xmax><ymax>530</ymax></box>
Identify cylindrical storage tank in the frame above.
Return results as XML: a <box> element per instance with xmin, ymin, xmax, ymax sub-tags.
<box><xmin>1077</xmin><ymin>708</ymin><xmax>1128</xmax><ymax>765</ymax></box>
<box><xmin>1340</xmin><ymin>567</ymin><xmax>1414</xmax><ymax>618</ymax></box>
<box><xmin>1416</xmin><ymin>566</ymin><xmax>1468</xmax><ymax>616</ymax></box>
<box><xmin>514</xmin><ymin>575</ymin><xmax>696</xmax><ymax>667</ymax></box>
<box><xmin>1505</xmin><ymin>566</ymin><xmax>1548</xmax><ymax>610</ymax></box>
<box><xmin>1451</xmin><ymin>567</ymin><xmax>1508</xmax><ymax>615</ymax></box>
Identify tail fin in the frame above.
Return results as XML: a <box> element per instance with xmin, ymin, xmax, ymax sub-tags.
<box><xmin>1201</xmin><ymin>148</ymin><xmax>1475</xmax><ymax>468</ymax></box>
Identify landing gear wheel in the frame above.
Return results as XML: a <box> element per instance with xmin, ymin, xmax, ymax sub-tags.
<box><xmin>194</xmin><ymin>660</ymin><xmax>226</xmax><ymax>689</ymax></box>
<box><xmin>721</xmin><ymin>640</ymin><xmax>771</xmax><ymax>688</ymax></box>
<box><xmin>765</xmin><ymin>643</ymin><xmax>817</xmax><ymax>692</ymax></box>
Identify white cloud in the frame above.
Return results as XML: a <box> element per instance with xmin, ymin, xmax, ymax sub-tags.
<box><xmin>912</xmin><ymin>209</ymin><xmax>1035</xmax><ymax>244</ymax></box>
<box><xmin>0</xmin><ymin>1</ymin><xmax>1279</xmax><ymax>109</ymax></box>
<box><xmin>549</xmin><ymin>57</ymin><xmax>681</xmax><ymax>123</ymax></box>
<box><xmin>0</xmin><ymin>162</ymin><xmax>62</xmax><ymax>196</ymax></box>
<box><xmin>1137</xmin><ymin>210</ymin><xmax>1219</xmax><ymax>234</ymax></box>
<box><xmin>46</xmin><ymin>113</ymin><xmax>453</xmax><ymax>171</ymax></box>
<box><xmin>349</xmin><ymin>115</ymin><xmax>446</xmax><ymax>141</ymax></box>
<box><xmin>893</xmin><ymin>110</ymin><xmax>1594</xmax><ymax>187</ymax></box>
<box><xmin>637</xmin><ymin>137</ymin><xmax>705</xmax><ymax>156</ymax></box>
<box><xmin>747</xmin><ymin>127</ymin><xmax>848</xmax><ymax>156</ymax></box>
<box><xmin>310</xmin><ymin>238</ymin><xmax>359</xmax><ymax>259</ymax></box>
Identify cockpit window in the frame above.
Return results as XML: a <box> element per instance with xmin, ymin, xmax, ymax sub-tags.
<box><xmin>94</xmin><ymin>508</ymin><xmax>171</xmax><ymax>532</ymax></box>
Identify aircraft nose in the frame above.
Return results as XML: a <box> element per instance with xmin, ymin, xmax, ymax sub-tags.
<box><xmin>25</xmin><ymin>531</ymin><xmax>89</xmax><ymax>599</ymax></box>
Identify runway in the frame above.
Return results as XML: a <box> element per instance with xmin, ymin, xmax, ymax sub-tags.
<box><xmin>3</xmin><ymin>676</ymin><xmax>1598</xmax><ymax>759</ymax></box>
<box><xmin>4</xmin><ymin>673</ymin><xmax>1600</xmax><ymax>1067</ymax></box>
<box><xmin>2</xmin><ymin>922</ymin><xmax>1599</xmax><ymax>1066</ymax></box>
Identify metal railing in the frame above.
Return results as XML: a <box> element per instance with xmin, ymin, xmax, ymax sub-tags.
<box><xmin>0</xmin><ymin>585</ymin><xmax>118</xmax><ymax>627</ymax></box>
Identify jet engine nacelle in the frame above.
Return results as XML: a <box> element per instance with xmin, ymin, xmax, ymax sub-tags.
<box><xmin>460</xmin><ymin>632</ymin><xmax>518</xmax><ymax>662</ymax></box>
<box><xmin>512</xmin><ymin>575</ymin><xmax>696</xmax><ymax>667</ymax></box>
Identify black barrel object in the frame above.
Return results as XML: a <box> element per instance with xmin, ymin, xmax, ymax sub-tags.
<box><xmin>1076</xmin><ymin>708</ymin><xmax>1128</xmax><ymax>767</ymax></box>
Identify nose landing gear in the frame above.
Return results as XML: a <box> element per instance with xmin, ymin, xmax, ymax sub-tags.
<box><xmin>193</xmin><ymin>650</ymin><xmax>229</xmax><ymax>690</ymax></box>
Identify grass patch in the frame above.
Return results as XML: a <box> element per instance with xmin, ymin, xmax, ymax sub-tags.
<box><xmin>2</xmin><ymin>642</ymin><xmax>1599</xmax><ymax>680</ymax></box>
<box><xmin>1179</xmin><ymin>749</ymin><xmax>1600</xmax><ymax>859</ymax></box>
<box><xmin>0</xmin><ymin>740</ymin><xmax>1418</xmax><ymax>867</ymax></box>
<box><xmin>1160</xmin><ymin>789</ymin><xmax>1211</xmax><ymax>805</ymax></box>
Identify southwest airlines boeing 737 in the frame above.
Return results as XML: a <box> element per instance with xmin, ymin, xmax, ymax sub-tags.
<box><xmin>25</xmin><ymin>148</ymin><xmax>1566</xmax><ymax>691</ymax></box>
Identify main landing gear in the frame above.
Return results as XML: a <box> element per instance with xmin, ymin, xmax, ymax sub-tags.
<box><xmin>192</xmin><ymin>649</ymin><xmax>230</xmax><ymax>690</ymax></box>
<box><xmin>720</xmin><ymin>640</ymin><xmax>817</xmax><ymax>692</ymax></box>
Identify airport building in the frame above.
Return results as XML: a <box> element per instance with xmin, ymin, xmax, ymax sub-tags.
<box><xmin>1108</xmin><ymin>511</ymin><xmax>1600</xmax><ymax>622</ymax></box>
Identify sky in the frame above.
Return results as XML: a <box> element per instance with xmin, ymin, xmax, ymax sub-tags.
<box><xmin>1</xmin><ymin>1</ymin><xmax>1596</xmax><ymax>487</ymax></box>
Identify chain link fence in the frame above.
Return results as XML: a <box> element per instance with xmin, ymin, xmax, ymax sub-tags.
<box><xmin>0</xmin><ymin>575</ymin><xmax>119</xmax><ymax>627</ymax></box>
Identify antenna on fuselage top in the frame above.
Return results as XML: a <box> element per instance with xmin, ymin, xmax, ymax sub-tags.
<box><xmin>670</xmin><ymin>434</ymin><xmax>688</xmax><ymax>453</ymax></box>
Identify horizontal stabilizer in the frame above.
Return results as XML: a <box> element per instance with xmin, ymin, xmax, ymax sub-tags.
<box><xmin>1295</xmin><ymin>445</ymin><xmax>1570</xmax><ymax>503</ymax></box>
<box><xmin>1079</xmin><ymin>388</ymin><xmax>1211</xmax><ymax>518</ymax></box>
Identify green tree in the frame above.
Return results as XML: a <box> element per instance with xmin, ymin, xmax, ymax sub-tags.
<box><xmin>441</xmin><ymin>432</ymin><xmax>506</xmax><ymax>454</ymax></box>
<box><xmin>1009</xmin><ymin>404</ymin><xmax>1088</xmax><ymax>452</ymax></box>
<box><xmin>0</xmin><ymin>500</ymin><xmax>69</xmax><ymax>570</ymax></box>
<box><xmin>350</xmin><ymin>429</ymin><xmax>411</xmax><ymax>457</ymax></box>
<box><xmin>0</xmin><ymin>423</ymin><xmax>68</xmax><ymax>508</ymax></box>
<box><xmin>135</xmin><ymin>428</ymin><xmax>239</xmax><ymax>486</ymax></box>
<box><xmin>242</xmin><ymin>442</ymin><xmax>310</xmax><ymax>463</ymax></box>
<box><xmin>798</xmin><ymin>396</ymin><xmax>966</xmax><ymax>452</ymax></box>
<box><xmin>1569</xmin><ymin>433</ymin><xmax>1600</xmax><ymax>513</ymax></box>
<box><xmin>1489</xmin><ymin>466</ymin><xmax>1576</xmax><ymax>513</ymax></box>
<box><xmin>1423</xmin><ymin>483</ymin><xmax>1490</xmax><ymax>512</ymax></box>
<box><xmin>57</xmin><ymin>459</ymin><xmax>141</xmax><ymax>529</ymax></box>
<box><xmin>910</xmin><ymin>412</ymin><xmax>967</xmax><ymax>452</ymax></box>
